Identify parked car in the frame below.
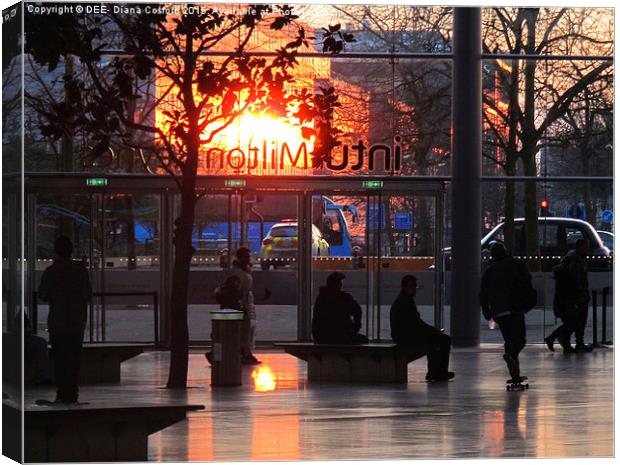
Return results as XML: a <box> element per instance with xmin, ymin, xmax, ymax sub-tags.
<box><xmin>596</xmin><ymin>230</ymin><xmax>614</xmax><ymax>252</ymax></box>
<box><xmin>439</xmin><ymin>218</ymin><xmax>611</xmax><ymax>271</ymax></box>
<box><xmin>259</xmin><ymin>221</ymin><xmax>330</xmax><ymax>270</ymax></box>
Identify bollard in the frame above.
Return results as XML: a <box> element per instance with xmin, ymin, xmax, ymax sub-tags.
<box><xmin>602</xmin><ymin>287</ymin><xmax>612</xmax><ymax>345</ymax></box>
<box><xmin>210</xmin><ymin>309</ymin><xmax>244</xmax><ymax>386</ymax></box>
<box><xmin>591</xmin><ymin>290</ymin><xmax>601</xmax><ymax>348</ymax></box>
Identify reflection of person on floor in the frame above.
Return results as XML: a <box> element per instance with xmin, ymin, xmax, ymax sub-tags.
<box><xmin>502</xmin><ymin>394</ymin><xmax>526</xmax><ymax>457</ymax></box>
<box><xmin>230</xmin><ymin>247</ymin><xmax>261</xmax><ymax>365</ymax></box>
<box><xmin>38</xmin><ymin>236</ymin><xmax>91</xmax><ymax>403</ymax></box>
<box><xmin>312</xmin><ymin>272</ymin><xmax>369</xmax><ymax>344</ymax></box>
<box><xmin>390</xmin><ymin>275</ymin><xmax>454</xmax><ymax>382</ymax></box>
<box><xmin>480</xmin><ymin>242</ymin><xmax>533</xmax><ymax>383</ymax></box>
<box><xmin>545</xmin><ymin>238</ymin><xmax>592</xmax><ymax>353</ymax></box>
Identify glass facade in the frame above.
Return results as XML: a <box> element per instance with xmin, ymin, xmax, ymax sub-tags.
<box><xmin>2</xmin><ymin>4</ymin><xmax>613</xmax><ymax>350</ymax></box>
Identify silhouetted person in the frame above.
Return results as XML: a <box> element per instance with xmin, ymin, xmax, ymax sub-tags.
<box><xmin>215</xmin><ymin>275</ymin><xmax>243</xmax><ymax>310</ymax></box>
<box><xmin>38</xmin><ymin>236</ymin><xmax>91</xmax><ymax>403</ymax></box>
<box><xmin>545</xmin><ymin>238</ymin><xmax>592</xmax><ymax>353</ymax></box>
<box><xmin>230</xmin><ymin>247</ymin><xmax>261</xmax><ymax>365</ymax></box>
<box><xmin>391</xmin><ymin>275</ymin><xmax>454</xmax><ymax>382</ymax></box>
<box><xmin>480</xmin><ymin>242</ymin><xmax>535</xmax><ymax>382</ymax></box>
<box><xmin>312</xmin><ymin>272</ymin><xmax>369</xmax><ymax>344</ymax></box>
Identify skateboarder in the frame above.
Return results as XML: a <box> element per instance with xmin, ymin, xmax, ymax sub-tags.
<box><xmin>480</xmin><ymin>242</ymin><xmax>536</xmax><ymax>386</ymax></box>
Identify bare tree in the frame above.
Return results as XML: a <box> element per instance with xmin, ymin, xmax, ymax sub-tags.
<box><xmin>25</xmin><ymin>4</ymin><xmax>350</xmax><ymax>387</ymax></box>
<box><xmin>482</xmin><ymin>7</ymin><xmax>612</xmax><ymax>257</ymax></box>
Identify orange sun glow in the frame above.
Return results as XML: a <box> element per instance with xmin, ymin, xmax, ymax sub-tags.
<box><xmin>251</xmin><ymin>365</ymin><xmax>277</xmax><ymax>392</ymax></box>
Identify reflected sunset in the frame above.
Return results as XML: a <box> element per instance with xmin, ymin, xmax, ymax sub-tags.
<box><xmin>252</xmin><ymin>365</ymin><xmax>277</xmax><ymax>392</ymax></box>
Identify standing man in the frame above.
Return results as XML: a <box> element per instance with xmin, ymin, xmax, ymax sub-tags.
<box><xmin>480</xmin><ymin>242</ymin><xmax>535</xmax><ymax>383</ymax></box>
<box><xmin>230</xmin><ymin>247</ymin><xmax>261</xmax><ymax>365</ymax></box>
<box><xmin>390</xmin><ymin>275</ymin><xmax>454</xmax><ymax>382</ymax></box>
<box><xmin>312</xmin><ymin>272</ymin><xmax>369</xmax><ymax>344</ymax></box>
<box><xmin>38</xmin><ymin>236</ymin><xmax>91</xmax><ymax>403</ymax></box>
<box><xmin>545</xmin><ymin>238</ymin><xmax>592</xmax><ymax>353</ymax></box>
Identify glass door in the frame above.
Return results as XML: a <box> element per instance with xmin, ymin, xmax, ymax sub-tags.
<box><xmin>372</xmin><ymin>191</ymin><xmax>444</xmax><ymax>340</ymax></box>
<box><xmin>187</xmin><ymin>191</ymin><xmax>301</xmax><ymax>344</ymax></box>
<box><xmin>30</xmin><ymin>192</ymin><xmax>99</xmax><ymax>341</ymax></box>
<box><xmin>310</xmin><ymin>193</ymin><xmax>373</xmax><ymax>340</ymax></box>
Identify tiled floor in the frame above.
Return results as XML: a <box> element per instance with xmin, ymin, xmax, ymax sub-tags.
<box><xmin>23</xmin><ymin>346</ymin><xmax>614</xmax><ymax>461</ymax></box>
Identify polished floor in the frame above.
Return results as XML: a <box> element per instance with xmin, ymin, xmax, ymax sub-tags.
<box><xmin>23</xmin><ymin>346</ymin><xmax>614</xmax><ymax>461</ymax></box>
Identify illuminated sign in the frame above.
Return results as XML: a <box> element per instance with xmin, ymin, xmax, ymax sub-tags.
<box><xmin>205</xmin><ymin>137</ymin><xmax>402</xmax><ymax>175</ymax></box>
<box><xmin>225</xmin><ymin>179</ymin><xmax>246</xmax><ymax>188</ymax></box>
<box><xmin>86</xmin><ymin>178</ymin><xmax>108</xmax><ymax>187</ymax></box>
<box><xmin>362</xmin><ymin>180</ymin><xmax>384</xmax><ymax>188</ymax></box>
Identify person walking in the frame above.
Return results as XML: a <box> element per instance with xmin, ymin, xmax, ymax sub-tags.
<box><xmin>390</xmin><ymin>275</ymin><xmax>454</xmax><ymax>382</ymax></box>
<box><xmin>544</xmin><ymin>238</ymin><xmax>592</xmax><ymax>353</ymax></box>
<box><xmin>312</xmin><ymin>272</ymin><xmax>369</xmax><ymax>344</ymax></box>
<box><xmin>38</xmin><ymin>236</ymin><xmax>91</xmax><ymax>403</ymax></box>
<box><xmin>230</xmin><ymin>247</ymin><xmax>261</xmax><ymax>365</ymax></box>
<box><xmin>480</xmin><ymin>242</ymin><xmax>536</xmax><ymax>383</ymax></box>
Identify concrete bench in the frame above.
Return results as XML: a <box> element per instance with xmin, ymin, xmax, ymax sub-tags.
<box><xmin>3</xmin><ymin>340</ymin><xmax>145</xmax><ymax>385</ymax></box>
<box><xmin>3</xmin><ymin>399</ymin><xmax>204</xmax><ymax>462</ymax></box>
<box><xmin>52</xmin><ymin>343</ymin><xmax>145</xmax><ymax>384</ymax></box>
<box><xmin>275</xmin><ymin>342</ymin><xmax>426</xmax><ymax>383</ymax></box>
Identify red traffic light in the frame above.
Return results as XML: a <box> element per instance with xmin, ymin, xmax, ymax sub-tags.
<box><xmin>540</xmin><ymin>199</ymin><xmax>549</xmax><ymax>209</ymax></box>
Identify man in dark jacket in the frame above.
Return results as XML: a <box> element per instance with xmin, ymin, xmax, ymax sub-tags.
<box><xmin>38</xmin><ymin>236</ymin><xmax>91</xmax><ymax>403</ymax></box>
<box><xmin>312</xmin><ymin>272</ymin><xmax>369</xmax><ymax>344</ymax></box>
<box><xmin>390</xmin><ymin>275</ymin><xmax>454</xmax><ymax>382</ymax></box>
<box><xmin>480</xmin><ymin>242</ymin><xmax>534</xmax><ymax>382</ymax></box>
<box><xmin>544</xmin><ymin>238</ymin><xmax>592</xmax><ymax>353</ymax></box>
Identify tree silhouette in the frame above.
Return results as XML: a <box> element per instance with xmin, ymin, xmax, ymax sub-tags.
<box><xmin>25</xmin><ymin>4</ymin><xmax>350</xmax><ymax>387</ymax></box>
<box><xmin>482</xmin><ymin>7</ymin><xmax>612</xmax><ymax>257</ymax></box>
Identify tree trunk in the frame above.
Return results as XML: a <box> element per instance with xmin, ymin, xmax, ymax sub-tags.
<box><xmin>124</xmin><ymin>193</ymin><xmax>137</xmax><ymax>270</ymax></box>
<box><xmin>581</xmin><ymin>145</ymin><xmax>595</xmax><ymax>225</ymax></box>
<box><xmin>59</xmin><ymin>55</ymin><xmax>75</xmax><ymax>240</ymax></box>
<box><xmin>415</xmin><ymin>196</ymin><xmax>433</xmax><ymax>256</ymax></box>
<box><xmin>383</xmin><ymin>197</ymin><xmax>396</xmax><ymax>255</ymax></box>
<box><xmin>523</xmin><ymin>149</ymin><xmax>540</xmax><ymax>270</ymax></box>
<box><xmin>166</xmin><ymin>181</ymin><xmax>196</xmax><ymax>388</ymax></box>
<box><xmin>522</xmin><ymin>10</ymin><xmax>540</xmax><ymax>271</ymax></box>
<box><xmin>503</xmin><ymin>157</ymin><xmax>517</xmax><ymax>253</ymax></box>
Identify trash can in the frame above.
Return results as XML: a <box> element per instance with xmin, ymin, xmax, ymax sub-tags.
<box><xmin>210</xmin><ymin>309</ymin><xmax>244</xmax><ymax>386</ymax></box>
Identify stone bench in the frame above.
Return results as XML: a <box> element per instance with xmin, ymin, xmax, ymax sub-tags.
<box><xmin>54</xmin><ymin>343</ymin><xmax>145</xmax><ymax>384</ymax></box>
<box><xmin>3</xmin><ymin>340</ymin><xmax>144</xmax><ymax>385</ymax></box>
<box><xmin>3</xmin><ymin>399</ymin><xmax>204</xmax><ymax>462</ymax></box>
<box><xmin>275</xmin><ymin>342</ymin><xmax>426</xmax><ymax>383</ymax></box>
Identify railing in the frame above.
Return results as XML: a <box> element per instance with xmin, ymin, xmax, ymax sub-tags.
<box><xmin>32</xmin><ymin>291</ymin><xmax>160</xmax><ymax>347</ymax></box>
<box><xmin>591</xmin><ymin>287</ymin><xmax>613</xmax><ymax>348</ymax></box>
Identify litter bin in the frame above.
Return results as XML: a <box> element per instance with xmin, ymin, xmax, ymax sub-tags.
<box><xmin>210</xmin><ymin>309</ymin><xmax>244</xmax><ymax>386</ymax></box>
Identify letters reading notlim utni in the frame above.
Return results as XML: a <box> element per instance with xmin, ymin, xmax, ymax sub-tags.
<box><xmin>205</xmin><ymin>136</ymin><xmax>404</xmax><ymax>173</ymax></box>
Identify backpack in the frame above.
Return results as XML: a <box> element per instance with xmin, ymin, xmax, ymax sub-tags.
<box><xmin>515</xmin><ymin>262</ymin><xmax>537</xmax><ymax>313</ymax></box>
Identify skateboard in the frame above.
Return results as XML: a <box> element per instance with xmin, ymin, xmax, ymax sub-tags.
<box><xmin>506</xmin><ymin>376</ymin><xmax>529</xmax><ymax>391</ymax></box>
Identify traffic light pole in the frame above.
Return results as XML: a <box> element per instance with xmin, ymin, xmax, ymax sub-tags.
<box><xmin>450</xmin><ymin>7</ymin><xmax>482</xmax><ymax>347</ymax></box>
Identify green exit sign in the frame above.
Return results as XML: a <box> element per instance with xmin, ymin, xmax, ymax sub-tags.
<box><xmin>362</xmin><ymin>180</ymin><xmax>384</xmax><ymax>188</ymax></box>
<box><xmin>86</xmin><ymin>178</ymin><xmax>108</xmax><ymax>187</ymax></box>
<box><xmin>225</xmin><ymin>179</ymin><xmax>246</xmax><ymax>188</ymax></box>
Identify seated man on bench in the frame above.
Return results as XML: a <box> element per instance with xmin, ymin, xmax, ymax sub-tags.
<box><xmin>390</xmin><ymin>275</ymin><xmax>455</xmax><ymax>382</ymax></box>
<box><xmin>312</xmin><ymin>272</ymin><xmax>369</xmax><ymax>344</ymax></box>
